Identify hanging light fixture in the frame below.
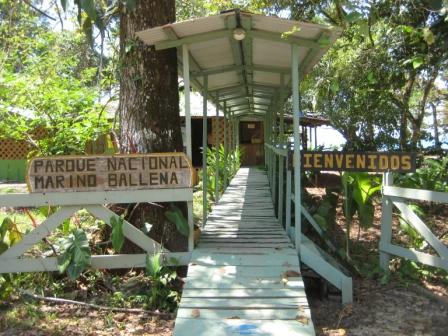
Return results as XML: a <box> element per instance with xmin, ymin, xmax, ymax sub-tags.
<box><xmin>233</xmin><ymin>28</ymin><xmax>246</xmax><ymax>41</ymax></box>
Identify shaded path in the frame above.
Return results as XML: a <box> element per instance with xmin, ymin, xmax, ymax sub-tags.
<box><xmin>174</xmin><ymin>168</ymin><xmax>314</xmax><ymax>335</ymax></box>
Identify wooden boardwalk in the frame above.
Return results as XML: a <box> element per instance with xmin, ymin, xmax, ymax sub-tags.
<box><xmin>174</xmin><ymin>168</ymin><xmax>314</xmax><ymax>336</ymax></box>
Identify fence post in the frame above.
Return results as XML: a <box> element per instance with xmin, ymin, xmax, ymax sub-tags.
<box><xmin>379</xmin><ymin>172</ymin><xmax>394</xmax><ymax>272</ymax></box>
<box><xmin>278</xmin><ymin>155</ymin><xmax>284</xmax><ymax>225</ymax></box>
<box><xmin>285</xmin><ymin>148</ymin><xmax>292</xmax><ymax>234</ymax></box>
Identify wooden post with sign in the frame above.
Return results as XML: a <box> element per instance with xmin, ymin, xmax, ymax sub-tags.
<box><xmin>0</xmin><ymin>153</ymin><xmax>194</xmax><ymax>274</ymax></box>
<box><xmin>27</xmin><ymin>153</ymin><xmax>193</xmax><ymax>193</ymax></box>
<box><xmin>288</xmin><ymin>151</ymin><xmax>416</xmax><ymax>173</ymax></box>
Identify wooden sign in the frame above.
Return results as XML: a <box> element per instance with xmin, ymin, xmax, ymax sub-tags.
<box><xmin>27</xmin><ymin>153</ymin><xmax>193</xmax><ymax>193</ymax></box>
<box><xmin>287</xmin><ymin>151</ymin><xmax>416</xmax><ymax>173</ymax></box>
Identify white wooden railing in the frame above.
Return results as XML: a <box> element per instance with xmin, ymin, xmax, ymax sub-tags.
<box><xmin>0</xmin><ymin>189</ymin><xmax>193</xmax><ymax>274</ymax></box>
<box><xmin>264</xmin><ymin>142</ymin><xmax>353</xmax><ymax>304</ymax></box>
<box><xmin>380</xmin><ymin>173</ymin><xmax>448</xmax><ymax>271</ymax></box>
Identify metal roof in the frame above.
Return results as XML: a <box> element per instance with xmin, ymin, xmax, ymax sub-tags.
<box><xmin>136</xmin><ymin>10</ymin><xmax>341</xmax><ymax>118</ymax></box>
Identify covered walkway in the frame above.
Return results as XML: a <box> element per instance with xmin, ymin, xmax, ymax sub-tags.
<box><xmin>174</xmin><ymin>168</ymin><xmax>314</xmax><ymax>336</ymax></box>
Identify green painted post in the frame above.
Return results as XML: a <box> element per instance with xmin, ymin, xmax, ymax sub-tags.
<box><xmin>278</xmin><ymin>75</ymin><xmax>285</xmax><ymax>226</ymax></box>
<box><xmin>215</xmin><ymin>92</ymin><xmax>220</xmax><ymax>202</ymax></box>
<box><xmin>380</xmin><ymin>172</ymin><xmax>393</xmax><ymax>272</ymax></box>
<box><xmin>202</xmin><ymin>76</ymin><xmax>208</xmax><ymax>227</ymax></box>
<box><xmin>292</xmin><ymin>44</ymin><xmax>302</xmax><ymax>253</ymax></box>
<box><xmin>223</xmin><ymin>102</ymin><xmax>228</xmax><ymax>189</ymax></box>
<box><xmin>182</xmin><ymin>43</ymin><xmax>194</xmax><ymax>252</ymax></box>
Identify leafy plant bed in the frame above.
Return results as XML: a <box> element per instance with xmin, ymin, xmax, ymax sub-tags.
<box><xmin>306</xmin><ymin>186</ymin><xmax>448</xmax><ymax>335</ymax></box>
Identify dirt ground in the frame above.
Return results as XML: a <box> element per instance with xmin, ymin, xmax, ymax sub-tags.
<box><xmin>309</xmin><ymin>279</ymin><xmax>448</xmax><ymax>336</ymax></box>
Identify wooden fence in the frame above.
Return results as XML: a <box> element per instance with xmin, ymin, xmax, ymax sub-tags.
<box><xmin>0</xmin><ymin>189</ymin><xmax>193</xmax><ymax>274</ymax></box>
<box><xmin>264</xmin><ymin>143</ymin><xmax>353</xmax><ymax>304</ymax></box>
<box><xmin>380</xmin><ymin>173</ymin><xmax>448</xmax><ymax>271</ymax></box>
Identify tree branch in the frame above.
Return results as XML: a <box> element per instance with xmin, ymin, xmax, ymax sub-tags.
<box><xmin>19</xmin><ymin>289</ymin><xmax>174</xmax><ymax>318</ymax></box>
<box><xmin>22</xmin><ymin>0</ymin><xmax>56</xmax><ymax>21</ymax></box>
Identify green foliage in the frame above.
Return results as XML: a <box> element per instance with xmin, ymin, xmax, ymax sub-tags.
<box><xmin>206</xmin><ymin>145</ymin><xmax>242</xmax><ymax>202</ymax></box>
<box><xmin>145</xmin><ymin>254</ymin><xmax>180</xmax><ymax>310</ymax></box>
<box><xmin>57</xmin><ymin>228</ymin><xmax>91</xmax><ymax>281</ymax></box>
<box><xmin>342</xmin><ymin>172</ymin><xmax>381</xmax><ymax>257</ymax></box>
<box><xmin>0</xmin><ymin>2</ymin><xmax>111</xmax><ymax>156</ymax></box>
<box><xmin>164</xmin><ymin>205</ymin><xmax>189</xmax><ymax>237</ymax></box>
<box><xmin>110</xmin><ymin>216</ymin><xmax>124</xmax><ymax>253</ymax></box>
<box><xmin>342</xmin><ymin>172</ymin><xmax>381</xmax><ymax>229</ymax></box>
<box><xmin>0</xmin><ymin>217</ymin><xmax>23</xmax><ymax>254</ymax></box>
<box><xmin>397</xmin><ymin>156</ymin><xmax>448</xmax><ymax>192</ymax></box>
<box><xmin>398</xmin><ymin>204</ymin><xmax>426</xmax><ymax>249</ymax></box>
<box><xmin>311</xmin><ymin>188</ymin><xmax>339</xmax><ymax>232</ymax></box>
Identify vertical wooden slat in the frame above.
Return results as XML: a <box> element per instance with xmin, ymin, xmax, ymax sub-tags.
<box><xmin>202</xmin><ymin>76</ymin><xmax>208</xmax><ymax>226</ymax></box>
<box><xmin>292</xmin><ymin>44</ymin><xmax>302</xmax><ymax>253</ymax></box>
<box><xmin>379</xmin><ymin>172</ymin><xmax>393</xmax><ymax>272</ymax></box>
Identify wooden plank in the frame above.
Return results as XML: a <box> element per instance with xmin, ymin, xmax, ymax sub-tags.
<box><xmin>191</xmin><ymin>253</ymin><xmax>300</xmax><ymax>267</ymax></box>
<box><xmin>187</xmin><ymin>265</ymin><xmax>301</xmax><ymax>278</ymax></box>
<box><xmin>173</xmin><ymin>318</ymin><xmax>314</xmax><ymax>336</ymax></box>
<box><xmin>181</xmin><ymin>288</ymin><xmax>306</xmax><ymax>298</ymax></box>
<box><xmin>179</xmin><ymin>297</ymin><xmax>309</xmax><ymax>309</ymax></box>
<box><xmin>183</xmin><ymin>278</ymin><xmax>305</xmax><ymax>290</ymax></box>
<box><xmin>384</xmin><ymin>186</ymin><xmax>448</xmax><ymax>203</ymax></box>
<box><xmin>0</xmin><ymin>188</ymin><xmax>193</xmax><ymax>207</ymax></box>
<box><xmin>176</xmin><ymin>308</ymin><xmax>303</xmax><ymax>320</ymax></box>
<box><xmin>0</xmin><ymin>253</ymin><xmax>191</xmax><ymax>274</ymax></box>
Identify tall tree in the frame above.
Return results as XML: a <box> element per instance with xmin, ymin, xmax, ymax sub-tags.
<box><xmin>118</xmin><ymin>1</ymin><xmax>186</xmax><ymax>251</ymax></box>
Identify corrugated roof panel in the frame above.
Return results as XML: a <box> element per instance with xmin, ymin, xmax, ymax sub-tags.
<box><xmin>250</xmin><ymin>14</ymin><xmax>330</xmax><ymax>40</ymax></box>
<box><xmin>189</xmin><ymin>38</ymin><xmax>234</xmax><ymax>68</ymax></box>
<box><xmin>171</xmin><ymin>14</ymin><xmax>227</xmax><ymax>38</ymax></box>
<box><xmin>135</xmin><ymin>26</ymin><xmax>167</xmax><ymax>45</ymax></box>
<box><xmin>252</xmin><ymin>39</ymin><xmax>291</xmax><ymax>67</ymax></box>
<box><xmin>253</xmin><ymin>71</ymin><xmax>281</xmax><ymax>86</ymax></box>
<box><xmin>208</xmin><ymin>72</ymin><xmax>240</xmax><ymax>90</ymax></box>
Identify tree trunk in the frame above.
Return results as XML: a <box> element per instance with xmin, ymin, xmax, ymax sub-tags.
<box><xmin>118</xmin><ymin>0</ymin><xmax>187</xmax><ymax>253</ymax></box>
<box><xmin>430</xmin><ymin>102</ymin><xmax>441</xmax><ymax>149</ymax></box>
<box><xmin>399</xmin><ymin>72</ymin><xmax>416</xmax><ymax>150</ymax></box>
<box><xmin>410</xmin><ymin>68</ymin><xmax>438</xmax><ymax>149</ymax></box>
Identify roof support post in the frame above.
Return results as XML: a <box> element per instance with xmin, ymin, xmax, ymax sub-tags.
<box><xmin>202</xmin><ymin>76</ymin><xmax>208</xmax><ymax>227</ymax></box>
<box><xmin>183</xmin><ymin>44</ymin><xmax>192</xmax><ymax>160</ymax></box>
<box><xmin>215</xmin><ymin>92</ymin><xmax>220</xmax><ymax>202</ymax></box>
<box><xmin>278</xmin><ymin>74</ymin><xmax>285</xmax><ymax>227</ymax></box>
<box><xmin>292</xmin><ymin>44</ymin><xmax>302</xmax><ymax>254</ymax></box>
<box><xmin>223</xmin><ymin>102</ymin><xmax>228</xmax><ymax>189</ymax></box>
<box><xmin>182</xmin><ymin>44</ymin><xmax>194</xmax><ymax>252</ymax></box>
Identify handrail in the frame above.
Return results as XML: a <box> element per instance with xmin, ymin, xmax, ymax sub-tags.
<box><xmin>383</xmin><ymin>186</ymin><xmax>448</xmax><ymax>203</ymax></box>
<box><xmin>264</xmin><ymin>143</ymin><xmax>288</xmax><ymax>157</ymax></box>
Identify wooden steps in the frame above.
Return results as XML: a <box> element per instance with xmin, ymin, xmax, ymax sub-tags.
<box><xmin>173</xmin><ymin>167</ymin><xmax>314</xmax><ymax>336</ymax></box>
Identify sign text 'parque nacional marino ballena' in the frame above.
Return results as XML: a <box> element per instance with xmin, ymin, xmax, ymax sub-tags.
<box><xmin>288</xmin><ymin>151</ymin><xmax>416</xmax><ymax>173</ymax></box>
<box><xmin>27</xmin><ymin>153</ymin><xmax>193</xmax><ymax>193</ymax></box>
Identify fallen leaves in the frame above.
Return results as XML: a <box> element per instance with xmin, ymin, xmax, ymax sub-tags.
<box><xmin>296</xmin><ymin>315</ymin><xmax>309</xmax><ymax>325</ymax></box>
<box><xmin>191</xmin><ymin>309</ymin><xmax>200</xmax><ymax>318</ymax></box>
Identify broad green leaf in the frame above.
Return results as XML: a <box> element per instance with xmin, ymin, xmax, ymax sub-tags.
<box><xmin>0</xmin><ymin>217</ymin><xmax>14</xmax><ymax>241</ymax></box>
<box><xmin>110</xmin><ymin>216</ymin><xmax>124</xmax><ymax>253</ymax></box>
<box><xmin>57</xmin><ymin>228</ymin><xmax>91</xmax><ymax>281</ymax></box>
<box><xmin>0</xmin><ymin>241</ymin><xmax>9</xmax><ymax>254</ymax></box>
<box><xmin>412</xmin><ymin>56</ymin><xmax>424</xmax><ymax>69</ymax></box>
<box><xmin>164</xmin><ymin>206</ymin><xmax>189</xmax><ymax>237</ymax></box>
<box><xmin>8</xmin><ymin>226</ymin><xmax>22</xmax><ymax>246</ymax></box>
<box><xmin>146</xmin><ymin>253</ymin><xmax>161</xmax><ymax>278</ymax></box>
